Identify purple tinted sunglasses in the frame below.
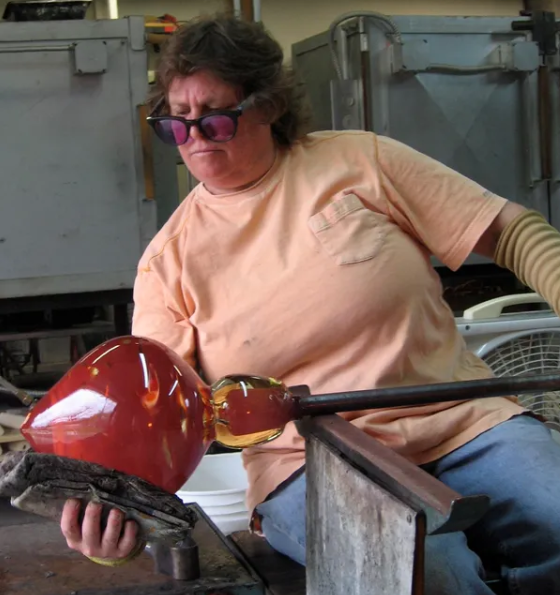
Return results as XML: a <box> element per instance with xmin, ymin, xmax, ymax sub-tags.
<box><xmin>147</xmin><ymin>97</ymin><xmax>251</xmax><ymax>146</ymax></box>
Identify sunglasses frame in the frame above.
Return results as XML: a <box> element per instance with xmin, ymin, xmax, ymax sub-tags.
<box><xmin>146</xmin><ymin>97</ymin><xmax>251</xmax><ymax>146</ymax></box>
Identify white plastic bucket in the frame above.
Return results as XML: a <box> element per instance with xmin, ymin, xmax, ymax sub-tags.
<box><xmin>210</xmin><ymin>511</ymin><xmax>250</xmax><ymax>536</ymax></box>
<box><xmin>198</xmin><ymin>501</ymin><xmax>248</xmax><ymax>517</ymax></box>
<box><xmin>176</xmin><ymin>452</ymin><xmax>249</xmax><ymax>535</ymax></box>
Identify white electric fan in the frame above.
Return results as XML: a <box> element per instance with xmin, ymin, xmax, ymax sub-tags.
<box><xmin>463</xmin><ymin>294</ymin><xmax>560</xmax><ymax>433</ymax></box>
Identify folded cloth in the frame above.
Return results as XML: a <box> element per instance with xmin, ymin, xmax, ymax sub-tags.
<box><xmin>0</xmin><ymin>451</ymin><xmax>196</xmax><ymax>545</ymax></box>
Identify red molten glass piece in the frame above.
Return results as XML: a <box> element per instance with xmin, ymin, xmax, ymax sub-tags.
<box><xmin>222</xmin><ymin>387</ymin><xmax>299</xmax><ymax>437</ymax></box>
<box><xmin>21</xmin><ymin>336</ymin><xmax>215</xmax><ymax>493</ymax></box>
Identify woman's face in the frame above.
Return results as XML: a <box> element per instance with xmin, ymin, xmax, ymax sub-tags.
<box><xmin>167</xmin><ymin>70</ymin><xmax>276</xmax><ymax>194</ymax></box>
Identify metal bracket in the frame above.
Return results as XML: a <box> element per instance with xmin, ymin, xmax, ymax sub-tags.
<box><xmin>488</xmin><ymin>42</ymin><xmax>540</xmax><ymax>72</ymax></box>
<box><xmin>390</xmin><ymin>39</ymin><xmax>430</xmax><ymax>73</ymax></box>
<box><xmin>390</xmin><ymin>40</ymin><xmax>539</xmax><ymax>74</ymax></box>
<box><xmin>330</xmin><ymin>79</ymin><xmax>364</xmax><ymax>130</ymax></box>
<box><xmin>512</xmin><ymin>10</ymin><xmax>560</xmax><ymax>57</ymax></box>
<box><xmin>73</xmin><ymin>40</ymin><xmax>107</xmax><ymax>75</ymax></box>
<box><xmin>128</xmin><ymin>14</ymin><xmax>147</xmax><ymax>51</ymax></box>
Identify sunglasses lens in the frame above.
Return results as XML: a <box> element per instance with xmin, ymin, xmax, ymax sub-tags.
<box><xmin>200</xmin><ymin>114</ymin><xmax>236</xmax><ymax>142</ymax></box>
<box><xmin>153</xmin><ymin>119</ymin><xmax>189</xmax><ymax>146</ymax></box>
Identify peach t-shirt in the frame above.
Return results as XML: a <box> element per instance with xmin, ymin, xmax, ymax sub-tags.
<box><xmin>132</xmin><ymin>131</ymin><xmax>524</xmax><ymax>513</ymax></box>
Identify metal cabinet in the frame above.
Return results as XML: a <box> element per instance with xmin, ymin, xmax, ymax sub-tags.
<box><xmin>293</xmin><ymin>16</ymin><xmax>556</xmax><ymax>228</ymax></box>
<box><xmin>0</xmin><ymin>17</ymin><xmax>162</xmax><ymax>300</ymax></box>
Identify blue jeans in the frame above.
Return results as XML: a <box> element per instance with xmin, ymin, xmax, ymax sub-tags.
<box><xmin>255</xmin><ymin>415</ymin><xmax>560</xmax><ymax>594</ymax></box>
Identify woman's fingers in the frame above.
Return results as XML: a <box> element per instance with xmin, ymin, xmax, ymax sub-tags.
<box><xmin>80</xmin><ymin>501</ymin><xmax>103</xmax><ymax>557</ymax></box>
<box><xmin>60</xmin><ymin>499</ymin><xmax>82</xmax><ymax>548</ymax></box>
<box><xmin>100</xmin><ymin>508</ymin><xmax>125</xmax><ymax>553</ymax></box>
<box><xmin>60</xmin><ymin>499</ymin><xmax>139</xmax><ymax>560</ymax></box>
<box><xmin>116</xmin><ymin>520</ymin><xmax>139</xmax><ymax>557</ymax></box>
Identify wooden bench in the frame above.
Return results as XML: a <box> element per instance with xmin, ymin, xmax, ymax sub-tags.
<box><xmin>231</xmin><ymin>530</ymin><xmax>506</xmax><ymax>595</ymax></box>
<box><xmin>229</xmin><ymin>416</ymin><xmax>508</xmax><ymax>595</ymax></box>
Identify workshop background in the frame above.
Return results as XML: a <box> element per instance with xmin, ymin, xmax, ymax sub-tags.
<box><xmin>0</xmin><ymin>2</ymin><xmax>560</xmax><ymax>595</ymax></box>
<box><xmin>0</xmin><ymin>0</ymin><xmax>559</xmax><ymax>415</ymax></box>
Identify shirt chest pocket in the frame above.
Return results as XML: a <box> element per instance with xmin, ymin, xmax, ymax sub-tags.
<box><xmin>308</xmin><ymin>193</ymin><xmax>387</xmax><ymax>265</ymax></box>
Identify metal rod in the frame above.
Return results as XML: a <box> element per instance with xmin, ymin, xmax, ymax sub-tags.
<box><xmin>538</xmin><ymin>65</ymin><xmax>552</xmax><ymax>180</ymax></box>
<box><xmin>337</xmin><ymin>26</ymin><xmax>350</xmax><ymax>80</ymax></box>
<box><xmin>233</xmin><ymin>0</ymin><xmax>242</xmax><ymax>18</ymax></box>
<box><xmin>298</xmin><ymin>373</ymin><xmax>560</xmax><ymax>415</ymax></box>
<box><xmin>252</xmin><ymin>0</ymin><xmax>261</xmax><ymax>22</ymax></box>
<box><xmin>424</xmin><ymin>64</ymin><xmax>508</xmax><ymax>74</ymax></box>
<box><xmin>0</xmin><ymin>45</ymin><xmax>73</xmax><ymax>54</ymax></box>
<box><xmin>0</xmin><ymin>375</ymin><xmax>33</xmax><ymax>407</ymax></box>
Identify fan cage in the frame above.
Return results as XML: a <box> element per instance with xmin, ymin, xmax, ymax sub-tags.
<box><xmin>477</xmin><ymin>330</ymin><xmax>560</xmax><ymax>429</ymax></box>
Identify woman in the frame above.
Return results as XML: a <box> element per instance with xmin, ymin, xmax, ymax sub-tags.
<box><xmin>60</xmin><ymin>14</ymin><xmax>560</xmax><ymax>594</ymax></box>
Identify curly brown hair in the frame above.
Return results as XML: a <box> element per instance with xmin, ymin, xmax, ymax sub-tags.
<box><xmin>149</xmin><ymin>14</ymin><xmax>310</xmax><ymax>147</ymax></box>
